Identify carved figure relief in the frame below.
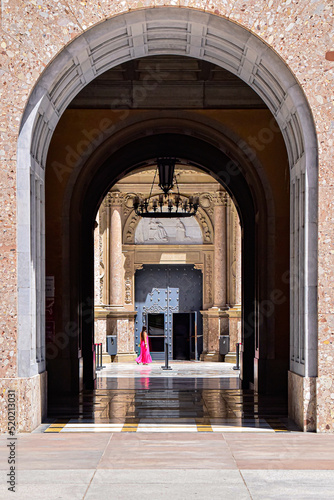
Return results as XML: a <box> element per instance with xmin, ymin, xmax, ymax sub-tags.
<box><xmin>134</xmin><ymin>217</ymin><xmax>203</xmax><ymax>244</ymax></box>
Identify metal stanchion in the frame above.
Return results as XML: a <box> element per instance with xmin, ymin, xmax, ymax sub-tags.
<box><xmin>94</xmin><ymin>343</ymin><xmax>104</xmax><ymax>370</ymax></box>
<box><xmin>94</xmin><ymin>344</ymin><xmax>100</xmax><ymax>371</ymax></box>
<box><xmin>99</xmin><ymin>343</ymin><xmax>104</xmax><ymax>370</ymax></box>
<box><xmin>233</xmin><ymin>343</ymin><xmax>240</xmax><ymax>370</ymax></box>
<box><xmin>161</xmin><ymin>339</ymin><xmax>172</xmax><ymax>370</ymax></box>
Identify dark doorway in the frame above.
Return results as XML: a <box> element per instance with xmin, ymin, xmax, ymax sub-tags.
<box><xmin>148</xmin><ymin>313</ymin><xmax>165</xmax><ymax>354</ymax></box>
<box><xmin>173</xmin><ymin>313</ymin><xmax>191</xmax><ymax>360</ymax></box>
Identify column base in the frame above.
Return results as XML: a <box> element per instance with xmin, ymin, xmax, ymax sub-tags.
<box><xmin>113</xmin><ymin>353</ymin><xmax>137</xmax><ymax>363</ymax></box>
<box><xmin>224</xmin><ymin>352</ymin><xmax>237</xmax><ymax>364</ymax></box>
<box><xmin>201</xmin><ymin>308</ymin><xmax>229</xmax><ymax>355</ymax></box>
<box><xmin>226</xmin><ymin>306</ymin><xmax>241</xmax><ymax>349</ymax></box>
<box><xmin>102</xmin><ymin>353</ymin><xmax>112</xmax><ymax>364</ymax></box>
<box><xmin>200</xmin><ymin>351</ymin><xmax>222</xmax><ymax>362</ymax></box>
<box><xmin>95</xmin><ymin>306</ymin><xmax>137</xmax><ymax>358</ymax></box>
<box><xmin>288</xmin><ymin>371</ymin><xmax>316</xmax><ymax>432</ymax></box>
<box><xmin>0</xmin><ymin>371</ymin><xmax>47</xmax><ymax>433</ymax></box>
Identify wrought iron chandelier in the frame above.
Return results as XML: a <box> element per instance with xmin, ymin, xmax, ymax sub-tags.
<box><xmin>133</xmin><ymin>158</ymin><xmax>199</xmax><ymax>218</ymax></box>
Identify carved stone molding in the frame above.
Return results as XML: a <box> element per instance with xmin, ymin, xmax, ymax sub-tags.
<box><xmin>99</xmin><ymin>231</ymin><xmax>104</xmax><ymax>303</ymax></box>
<box><xmin>198</xmin><ymin>192</ymin><xmax>215</xmax><ymax>219</ymax></box>
<box><xmin>124</xmin><ymin>252</ymin><xmax>134</xmax><ymax>305</ymax></box>
<box><xmin>122</xmin><ymin>193</ymin><xmax>138</xmax><ymax>219</ymax></box>
<box><xmin>204</xmin><ymin>252</ymin><xmax>213</xmax><ymax>305</ymax></box>
<box><xmin>123</xmin><ymin>212</ymin><xmax>140</xmax><ymax>244</ymax></box>
<box><xmin>194</xmin><ymin>264</ymin><xmax>204</xmax><ymax>272</ymax></box>
<box><xmin>195</xmin><ymin>208</ymin><xmax>213</xmax><ymax>244</ymax></box>
<box><xmin>105</xmin><ymin>191</ymin><xmax>125</xmax><ymax>207</ymax></box>
<box><xmin>214</xmin><ymin>191</ymin><xmax>228</xmax><ymax>206</ymax></box>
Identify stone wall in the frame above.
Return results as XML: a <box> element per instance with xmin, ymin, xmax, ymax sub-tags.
<box><xmin>0</xmin><ymin>1</ymin><xmax>333</xmax><ymax>431</ymax></box>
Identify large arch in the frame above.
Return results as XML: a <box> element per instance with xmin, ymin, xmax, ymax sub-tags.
<box><xmin>17</xmin><ymin>8</ymin><xmax>318</xmax><ymax>428</ymax></box>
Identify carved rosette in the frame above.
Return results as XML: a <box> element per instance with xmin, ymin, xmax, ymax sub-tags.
<box><xmin>198</xmin><ymin>192</ymin><xmax>215</xmax><ymax>220</ymax></box>
<box><xmin>122</xmin><ymin>193</ymin><xmax>137</xmax><ymax>219</ymax></box>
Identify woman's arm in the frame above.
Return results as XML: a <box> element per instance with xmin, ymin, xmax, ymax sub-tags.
<box><xmin>144</xmin><ymin>331</ymin><xmax>148</xmax><ymax>347</ymax></box>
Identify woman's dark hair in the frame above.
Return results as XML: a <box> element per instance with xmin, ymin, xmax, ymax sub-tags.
<box><xmin>140</xmin><ymin>326</ymin><xmax>147</xmax><ymax>342</ymax></box>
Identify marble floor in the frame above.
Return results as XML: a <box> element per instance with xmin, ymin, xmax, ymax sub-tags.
<box><xmin>44</xmin><ymin>362</ymin><xmax>295</xmax><ymax>434</ymax></box>
<box><xmin>3</xmin><ymin>363</ymin><xmax>334</xmax><ymax>499</ymax></box>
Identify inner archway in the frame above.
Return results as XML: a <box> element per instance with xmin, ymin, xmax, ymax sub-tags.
<box><xmin>18</xmin><ymin>7</ymin><xmax>317</xmax><ymax>431</ymax></box>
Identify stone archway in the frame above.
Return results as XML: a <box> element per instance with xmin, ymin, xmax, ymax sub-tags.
<box><xmin>17</xmin><ymin>7</ymin><xmax>318</xmax><ymax>430</ymax></box>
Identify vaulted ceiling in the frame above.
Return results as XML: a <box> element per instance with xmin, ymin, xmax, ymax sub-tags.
<box><xmin>69</xmin><ymin>55</ymin><xmax>266</xmax><ymax>110</ymax></box>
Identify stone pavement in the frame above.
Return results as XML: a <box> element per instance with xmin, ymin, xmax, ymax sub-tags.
<box><xmin>1</xmin><ymin>433</ymin><xmax>334</xmax><ymax>499</ymax></box>
<box><xmin>2</xmin><ymin>363</ymin><xmax>334</xmax><ymax>498</ymax></box>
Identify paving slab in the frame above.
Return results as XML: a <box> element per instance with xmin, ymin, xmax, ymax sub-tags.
<box><xmin>0</xmin><ymin>434</ymin><xmax>112</xmax><ymax>470</ymax></box>
<box><xmin>241</xmin><ymin>470</ymin><xmax>334</xmax><ymax>499</ymax></box>
<box><xmin>98</xmin><ymin>433</ymin><xmax>237</xmax><ymax>469</ymax></box>
<box><xmin>224</xmin><ymin>434</ymin><xmax>334</xmax><ymax>469</ymax></box>
<box><xmin>86</xmin><ymin>469</ymin><xmax>251</xmax><ymax>500</ymax></box>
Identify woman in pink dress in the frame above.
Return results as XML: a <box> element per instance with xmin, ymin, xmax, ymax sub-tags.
<box><xmin>136</xmin><ymin>326</ymin><xmax>152</xmax><ymax>365</ymax></box>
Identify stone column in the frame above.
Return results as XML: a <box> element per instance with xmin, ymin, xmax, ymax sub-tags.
<box><xmin>201</xmin><ymin>191</ymin><xmax>229</xmax><ymax>362</ymax></box>
<box><xmin>235</xmin><ymin>218</ymin><xmax>242</xmax><ymax>307</ymax></box>
<box><xmin>226</xmin><ymin>208</ymin><xmax>242</xmax><ymax>363</ymax></box>
<box><xmin>213</xmin><ymin>191</ymin><xmax>227</xmax><ymax>308</ymax></box>
<box><xmin>109</xmin><ymin>192</ymin><xmax>124</xmax><ymax>306</ymax></box>
<box><xmin>94</xmin><ymin>192</ymin><xmax>137</xmax><ymax>363</ymax></box>
<box><xmin>107</xmin><ymin>192</ymin><xmax>136</xmax><ymax>362</ymax></box>
<box><xmin>94</xmin><ymin>198</ymin><xmax>111</xmax><ymax>354</ymax></box>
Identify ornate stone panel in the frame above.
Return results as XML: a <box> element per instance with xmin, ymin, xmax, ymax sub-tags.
<box><xmin>135</xmin><ymin>217</ymin><xmax>203</xmax><ymax>245</ymax></box>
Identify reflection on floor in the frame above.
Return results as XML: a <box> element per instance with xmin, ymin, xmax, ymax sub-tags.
<box><xmin>45</xmin><ymin>362</ymin><xmax>295</xmax><ymax>433</ymax></box>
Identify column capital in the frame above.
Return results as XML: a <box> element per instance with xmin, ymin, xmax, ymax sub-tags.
<box><xmin>105</xmin><ymin>191</ymin><xmax>124</xmax><ymax>207</ymax></box>
<box><xmin>214</xmin><ymin>191</ymin><xmax>228</xmax><ymax>206</ymax></box>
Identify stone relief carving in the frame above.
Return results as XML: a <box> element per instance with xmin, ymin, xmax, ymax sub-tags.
<box><xmin>99</xmin><ymin>232</ymin><xmax>104</xmax><ymax>303</ymax></box>
<box><xmin>230</xmin><ymin>213</ymin><xmax>238</xmax><ymax>303</ymax></box>
<box><xmin>124</xmin><ymin>253</ymin><xmax>134</xmax><ymax>305</ymax></box>
<box><xmin>194</xmin><ymin>263</ymin><xmax>204</xmax><ymax>272</ymax></box>
<box><xmin>204</xmin><ymin>253</ymin><xmax>213</xmax><ymax>304</ymax></box>
<box><xmin>198</xmin><ymin>192</ymin><xmax>215</xmax><ymax>220</ymax></box>
<box><xmin>122</xmin><ymin>194</ymin><xmax>214</xmax><ymax>245</ymax></box>
<box><xmin>214</xmin><ymin>191</ymin><xmax>228</xmax><ymax>206</ymax></box>
<box><xmin>124</xmin><ymin>276</ymin><xmax>132</xmax><ymax>304</ymax></box>
<box><xmin>134</xmin><ymin>217</ymin><xmax>203</xmax><ymax>245</ymax></box>
<box><xmin>105</xmin><ymin>191</ymin><xmax>125</xmax><ymax>207</ymax></box>
<box><xmin>122</xmin><ymin>193</ymin><xmax>137</xmax><ymax>219</ymax></box>
<box><xmin>125</xmin><ymin>213</ymin><xmax>140</xmax><ymax>243</ymax></box>
<box><xmin>196</xmin><ymin>210</ymin><xmax>212</xmax><ymax>243</ymax></box>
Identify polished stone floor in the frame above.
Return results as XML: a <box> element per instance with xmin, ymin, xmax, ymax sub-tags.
<box><xmin>44</xmin><ymin>362</ymin><xmax>294</xmax><ymax>433</ymax></box>
<box><xmin>2</xmin><ymin>363</ymin><xmax>334</xmax><ymax>499</ymax></box>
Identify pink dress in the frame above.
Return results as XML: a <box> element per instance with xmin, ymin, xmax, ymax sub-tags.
<box><xmin>136</xmin><ymin>338</ymin><xmax>152</xmax><ymax>364</ymax></box>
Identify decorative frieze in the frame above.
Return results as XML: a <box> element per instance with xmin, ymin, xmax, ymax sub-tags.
<box><xmin>213</xmin><ymin>191</ymin><xmax>228</xmax><ymax>207</ymax></box>
<box><xmin>105</xmin><ymin>191</ymin><xmax>125</xmax><ymax>207</ymax></box>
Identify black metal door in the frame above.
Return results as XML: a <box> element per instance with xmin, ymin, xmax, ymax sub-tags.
<box><xmin>135</xmin><ymin>265</ymin><xmax>203</xmax><ymax>361</ymax></box>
